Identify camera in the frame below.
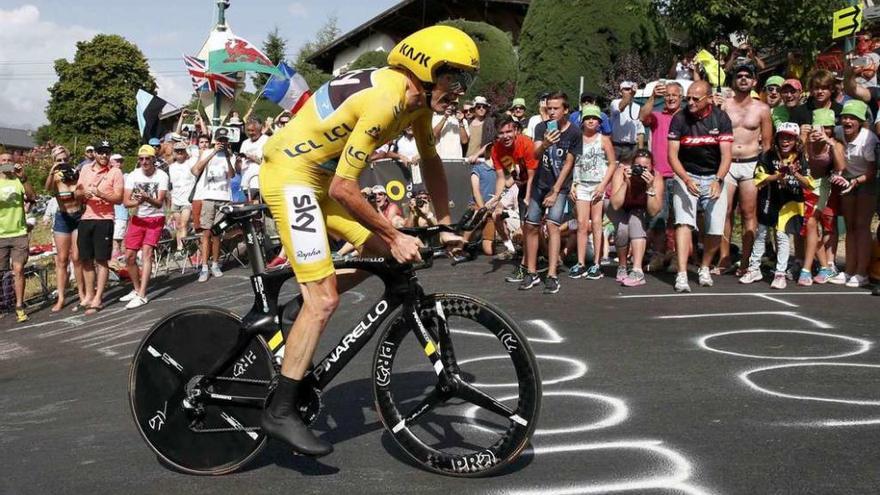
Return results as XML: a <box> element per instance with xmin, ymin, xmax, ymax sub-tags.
<box><xmin>416</xmin><ymin>198</ymin><xmax>427</xmax><ymax>209</ymax></box>
<box><xmin>59</xmin><ymin>163</ymin><xmax>79</xmax><ymax>183</ymax></box>
<box><xmin>631</xmin><ymin>165</ymin><xmax>645</xmax><ymax>177</ymax></box>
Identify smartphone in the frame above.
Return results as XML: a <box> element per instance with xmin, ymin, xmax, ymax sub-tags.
<box><xmin>852</xmin><ymin>56</ymin><xmax>869</xmax><ymax>68</ymax></box>
<box><xmin>546</xmin><ymin>120</ymin><xmax>558</xmax><ymax>133</ymax></box>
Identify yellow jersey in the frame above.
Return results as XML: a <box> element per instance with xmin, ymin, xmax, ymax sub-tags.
<box><xmin>262</xmin><ymin>67</ymin><xmax>437</xmax><ymax>182</ymax></box>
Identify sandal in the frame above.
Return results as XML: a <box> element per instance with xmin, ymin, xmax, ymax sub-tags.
<box><xmin>84</xmin><ymin>304</ymin><xmax>103</xmax><ymax>316</ymax></box>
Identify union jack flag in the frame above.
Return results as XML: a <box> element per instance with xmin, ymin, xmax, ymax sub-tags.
<box><xmin>183</xmin><ymin>54</ymin><xmax>237</xmax><ymax>98</ymax></box>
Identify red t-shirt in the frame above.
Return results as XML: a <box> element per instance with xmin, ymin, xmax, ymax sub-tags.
<box><xmin>491</xmin><ymin>134</ymin><xmax>537</xmax><ymax>183</ymax></box>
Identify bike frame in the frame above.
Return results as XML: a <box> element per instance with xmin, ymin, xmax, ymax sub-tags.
<box><xmin>195</xmin><ymin>211</ymin><xmax>445</xmax><ymax>406</ymax></box>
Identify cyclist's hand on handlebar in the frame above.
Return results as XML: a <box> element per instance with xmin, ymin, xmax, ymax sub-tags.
<box><xmin>390</xmin><ymin>232</ymin><xmax>424</xmax><ymax>264</ymax></box>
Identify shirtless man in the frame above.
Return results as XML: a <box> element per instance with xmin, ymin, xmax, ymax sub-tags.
<box><xmin>721</xmin><ymin>63</ymin><xmax>773</xmax><ymax>274</ymax></box>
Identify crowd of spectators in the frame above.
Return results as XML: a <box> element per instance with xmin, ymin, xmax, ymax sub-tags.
<box><xmin>5</xmin><ymin>42</ymin><xmax>880</xmax><ymax>324</ymax></box>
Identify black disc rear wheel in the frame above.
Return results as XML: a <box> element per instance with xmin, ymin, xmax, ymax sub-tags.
<box><xmin>373</xmin><ymin>293</ymin><xmax>541</xmax><ymax>477</ymax></box>
<box><xmin>129</xmin><ymin>306</ymin><xmax>275</xmax><ymax>475</ymax></box>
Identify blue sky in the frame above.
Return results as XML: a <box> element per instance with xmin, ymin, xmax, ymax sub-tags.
<box><xmin>0</xmin><ymin>0</ymin><xmax>399</xmax><ymax>128</ymax></box>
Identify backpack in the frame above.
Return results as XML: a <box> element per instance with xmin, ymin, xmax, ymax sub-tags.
<box><xmin>0</xmin><ymin>271</ymin><xmax>14</xmax><ymax>312</ymax></box>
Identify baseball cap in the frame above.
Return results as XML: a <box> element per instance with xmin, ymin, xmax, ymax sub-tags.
<box><xmin>841</xmin><ymin>99</ymin><xmax>868</xmax><ymax>121</ymax></box>
<box><xmin>85</xmin><ymin>145</ymin><xmax>95</xmax><ymax>152</ymax></box>
<box><xmin>776</xmin><ymin>122</ymin><xmax>800</xmax><ymax>136</ymax></box>
<box><xmin>371</xmin><ymin>184</ymin><xmax>387</xmax><ymax>195</ymax></box>
<box><xmin>109</xmin><ymin>153</ymin><xmax>124</xmax><ymax>161</ymax></box>
<box><xmin>95</xmin><ymin>140</ymin><xmax>112</xmax><ymax>152</ymax></box>
<box><xmin>214</xmin><ymin>127</ymin><xmax>229</xmax><ymax>141</ymax></box>
<box><xmin>137</xmin><ymin>145</ymin><xmax>156</xmax><ymax>157</ymax></box>
<box><xmin>781</xmin><ymin>79</ymin><xmax>803</xmax><ymax>91</ymax></box>
<box><xmin>147</xmin><ymin>138</ymin><xmax>161</xmax><ymax>146</ymax></box>
<box><xmin>580</xmin><ymin>105</ymin><xmax>602</xmax><ymax>122</ymax></box>
<box><xmin>764</xmin><ymin>75</ymin><xmax>785</xmax><ymax>88</ymax></box>
<box><xmin>172</xmin><ymin>141</ymin><xmax>188</xmax><ymax>151</ymax></box>
<box><xmin>812</xmin><ymin>108</ymin><xmax>836</xmax><ymax>128</ymax></box>
<box><xmin>619</xmin><ymin>81</ymin><xmax>636</xmax><ymax>90</ymax></box>
<box><xmin>511</xmin><ymin>97</ymin><xmax>526</xmax><ymax>108</ymax></box>
<box><xmin>733</xmin><ymin>63</ymin><xmax>756</xmax><ymax>76</ymax></box>
<box><xmin>473</xmin><ymin>96</ymin><xmax>489</xmax><ymax>106</ymax></box>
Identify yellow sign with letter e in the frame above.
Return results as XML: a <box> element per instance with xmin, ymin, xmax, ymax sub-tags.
<box><xmin>833</xmin><ymin>3</ymin><xmax>863</xmax><ymax>39</ymax></box>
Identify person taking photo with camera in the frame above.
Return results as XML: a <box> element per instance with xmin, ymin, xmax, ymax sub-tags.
<box><xmin>191</xmin><ymin>128</ymin><xmax>235</xmax><ymax>283</ymax></box>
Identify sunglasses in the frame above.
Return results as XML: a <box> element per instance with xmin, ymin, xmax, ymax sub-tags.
<box><xmin>685</xmin><ymin>95</ymin><xmax>707</xmax><ymax>102</ymax></box>
<box><xmin>512</xmin><ymin>106</ymin><xmax>526</xmax><ymax>110</ymax></box>
<box><xmin>735</xmin><ymin>73</ymin><xmax>753</xmax><ymax>80</ymax></box>
<box><xmin>96</xmin><ymin>150</ymin><xmax>110</xmax><ymax>155</ymax></box>
<box><xmin>375</xmin><ymin>192</ymin><xmax>386</xmax><ymax>196</ymax></box>
<box><xmin>765</xmin><ymin>86</ymin><xmax>780</xmax><ymax>93</ymax></box>
<box><xmin>137</xmin><ymin>157</ymin><xmax>153</xmax><ymax>162</ymax></box>
<box><xmin>475</xmin><ymin>104</ymin><xmax>489</xmax><ymax>109</ymax></box>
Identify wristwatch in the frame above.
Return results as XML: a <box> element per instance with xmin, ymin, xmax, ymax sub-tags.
<box><xmin>715</xmin><ymin>176</ymin><xmax>724</xmax><ymax>184</ymax></box>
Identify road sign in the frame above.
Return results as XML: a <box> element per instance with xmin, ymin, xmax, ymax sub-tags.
<box><xmin>833</xmin><ymin>4</ymin><xmax>864</xmax><ymax>39</ymax></box>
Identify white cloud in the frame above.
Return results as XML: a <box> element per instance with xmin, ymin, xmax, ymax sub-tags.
<box><xmin>0</xmin><ymin>5</ymin><xmax>97</xmax><ymax>129</ymax></box>
<box><xmin>152</xmin><ymin>70</ymin><xmax>194</xmax><ymax>111</ymax></box>
<box><xmin>287</xmin><ymin>2</ymin><xmax>309</xmax><ymax>18</ymax></box>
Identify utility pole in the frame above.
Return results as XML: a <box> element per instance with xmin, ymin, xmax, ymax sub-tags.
<box><xmin>213</xmin><ymin>0</ymin><xmax>230</xmax><ymax>127</ymax></box>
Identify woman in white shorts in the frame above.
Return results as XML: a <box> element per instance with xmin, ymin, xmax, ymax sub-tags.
<box><xmin>569</xmin><ymin>105</ymin><xmax>617</xmax><ymax>280</ymax></box>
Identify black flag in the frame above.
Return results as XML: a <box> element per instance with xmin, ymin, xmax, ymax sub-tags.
<box><xmin>136</xmin><ymin>89</ymin><xmax>168</xmax><ymax>143</ymax></box>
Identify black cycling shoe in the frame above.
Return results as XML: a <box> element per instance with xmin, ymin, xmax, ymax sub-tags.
<box><xmin>262</xmin><ymin>375</ymin><xmax>333</xmax><ymax>456</ymax></box>
<box><xmin>261</xmin><ymin>409</ymin><xmax>333</xmax><ymax>456</ymax></box>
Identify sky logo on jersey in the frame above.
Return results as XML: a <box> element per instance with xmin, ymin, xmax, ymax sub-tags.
<box><xmin>398</xmin><ymin>43</ymin><xmax>432</xmax><ymax>68</ymax></box>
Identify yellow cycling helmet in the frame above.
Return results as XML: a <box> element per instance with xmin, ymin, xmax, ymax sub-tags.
<box><xmin>388</xmin><ymin>25</ymin><xmax>480</xmax><ymax>92</ymax></box>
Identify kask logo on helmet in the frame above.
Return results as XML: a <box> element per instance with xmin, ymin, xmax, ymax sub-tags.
<box><xmin>398</xmin><ymin>43</ymin><xmax>432</xmax><ymax>68</ymax></box>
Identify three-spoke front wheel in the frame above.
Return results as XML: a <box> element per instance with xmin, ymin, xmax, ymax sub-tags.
<box><xmin>373</xmin><ymin>293</ymin><xmax>541</xmax><ymax>477</ymax></box>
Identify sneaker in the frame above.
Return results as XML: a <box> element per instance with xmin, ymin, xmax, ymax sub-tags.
<box><xmin>543</xmin><ymin>276</ymin><xmax>560</xmax><ymax>294</ymax></box>
<box><xmin>119</xmin><ymin>290</ymin><xmax>139</xmax><ymax>302</ymax></box>
<box><xmin>771</xmin><ymin>273</ymin><xmax>787</xmax><ymax>290</ymax></box>
<box><xmin>697</xmin><ymin>266</ymin><xmax>714</xmax><ymax>287</ymax></box>
<box><xmin>622</xmin><ymin>270</ymin><xmax>646</xmax><ymax>287</ymax></box>
<box><xmin>674</xmin><ymin>272</ymin><xmax>691</xmax><ymax>293</ymax></box>
<box><xmin>797</xmin><ymin>270</ymin><xmax>813</xmax><ymax>287</ymax></box>
<box><xmin>845</xmin><ymin>274</ymin><xmax>869</xmax><ymax>288</ymax></box>
<box><xmin>739</xmin><ymin>268</ymin><xmax>763</xmax><ymax>284</ymax></box>
<box><xmin>15</xmin><ymin>307</ymin><xmax>28</xmax><ymax>323</ymax></box>
<box><xmin>536</xmin><ymin>257</ymin><xmax>550</xmax><ymax>274</ymax></box>
<box><xmin>451</xmin><ymin>253</ymin><xmax>470</xmax><ymax>265</ymax></box>
<box><xmin>198</xmin><ymin>267</ymin><xmax>210</xmax><ymax>282</ymax></box>
<box><xmin>568</xmin><ymin>263</ymin><xmax>588</xmax><ymax>279</ymax></box>
<box><xmin>585</xmin><ymin>265</ymin><xmax>603</xmax><ymax>280</ymax></box>
<box><xmin>828</xmin><ymin>272</ymin><xmax>849</xmax><ymax>285</ymax></box>
<box><xmin>813</xmin><ymin>267</ymin><xmax>834</xmax><ymax>284</ymax></box>
<box><xmin>615</xmin><ymin>266</ymin><xmax>628</xmax><ymax>283</ymax></box>
<box><xmin>125</xmin><ymin>295</ymin><xmax>148</xmax><ymax>309</ymax></box>
<box><xmin>505</xmin><ymin>265</ymin><xmax>526</xmax><ymax>283</ymax></box>
<box><xmin>518</xmin><ymin>272</ymin><xmax>541</xmax><ymax>291</ymax></box>
<box><xmin>210</xmin><ymin>264</ymin><xmax>223</xmax><ymax>278</ymax></box>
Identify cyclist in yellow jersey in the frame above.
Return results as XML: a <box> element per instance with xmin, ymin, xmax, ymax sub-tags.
<box><xmin>259</xmin><ymin>25</ymin><xmax>480</xmax><ymax>455</ymax></box>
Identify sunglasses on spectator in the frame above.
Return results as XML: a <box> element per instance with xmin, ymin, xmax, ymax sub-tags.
<box><xmin>685</xmin><ymin>95</ymin><xmax>708</xmax><ymax>102</ymax></box>
<box><xmin>375</xmin><ymin>192</ymin><xmax>386</xmax><ymax>196</ymax></box>
<box><xmin>464</xmin><ymin>108</ymin><xmax>474</xmax><ymax>113</ymax></box>
<box><xmin>137</xmin><ymin>157</ymin><xmax>153</xmax><ymax>162</ymax></box>
<box><xmin>735</xmin><ymin>73</ymin><xmax>753</xmax><ymax>80</ymax></box>
<box><xmin>512</xmin><ymin>106</ymin><xmax>525</xmax><ymax>110</ymax></box>
<box><xmin>765</xmin><ymin>86</ymin><xmax>780</xmax><ymax>93</ymax></box>
<box><xmin>475</xmin><ymin>104</ymin><xmax>489</xmax><ymax>109</ymax></box>
<box><xmin>96</xmin><ymin>150</ymin><xmax>110</xmax><ymax>155</ymax></box>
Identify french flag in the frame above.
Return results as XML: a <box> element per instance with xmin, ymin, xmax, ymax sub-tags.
<box><xmin>264</xmin><ymin>62</ymin><xmax>311</xmax><ymax>114</ymax></box>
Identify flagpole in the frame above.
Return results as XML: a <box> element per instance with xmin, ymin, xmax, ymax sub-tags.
<box><xmin>242</xmin><ymin>78</ymin><xmax>271</xmax><ymax>122</ymax></box>
<box><xmin>212</xmin><ymin>0</ymin><xmax>229</xmax><ymax>128</ymax></box>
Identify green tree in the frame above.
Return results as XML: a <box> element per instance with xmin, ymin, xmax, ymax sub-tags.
<box><xmin>439</xmin><ymin>19</ymin><xmax>518</xmax><ymax>107</ymax></box>
<box><xmin>253</xmin><ymin>27</ymin><xmax>288</xmax><ymax>89</ymax></box>
<box><xmin>43</xmin><ymin>34</ymin><xmax>156</xmax><ymax>154</ymax></box>
<box><xmin>349</xmin><ymin>50</ymin><xmax>389</xmax><ymax>71</ymax></box>
<box><xmin>293</xmin><ymin>15</ymin><xmax>340</xmax><ymax>90</ymax></box>
<box><xmin>516</xmin><ymin>0</ymin><xmax>663</xmax><ymax>112</ymax></box>
<box><xmin>654</xmin><ymin>0</ymin><xmax>848</xmax><ymax>58</ymax></box>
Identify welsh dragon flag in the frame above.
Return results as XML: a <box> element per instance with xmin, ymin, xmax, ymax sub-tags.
<box><xmin>207</xmin><ymin>35</ymin><xmax>283</xmax><ymax>77</ymax></box>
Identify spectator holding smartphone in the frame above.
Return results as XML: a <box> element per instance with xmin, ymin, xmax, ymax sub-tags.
<box><xmin>191</xmin><ymin>128</ymin><xmax>235</xmax><ymax>282</ymax></box>
<box><xmin>432</xmin><ymin>101</ymin><xmax>469</xmax><ymax>160</ymax></box>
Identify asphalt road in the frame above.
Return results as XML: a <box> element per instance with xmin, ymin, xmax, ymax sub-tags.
<box><xmin>1</xmin><ymin>258</ymin><xmax>878</xmax><ymax>494</ymax></box>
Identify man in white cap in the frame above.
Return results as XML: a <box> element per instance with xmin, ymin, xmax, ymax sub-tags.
<box><xmin>465</xmin><ymin>95</ymin><xmax>496</xmax><ymax>164</ymax></box>
<box><xmin>78</xmin><ymin>145</ymin><xmax>95</xmax><ymax>170</ymax></box>
<box><xmin>610</xmin><ymin>81</ymin><xmax>646</xmax><ymax>158</ymax></box>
